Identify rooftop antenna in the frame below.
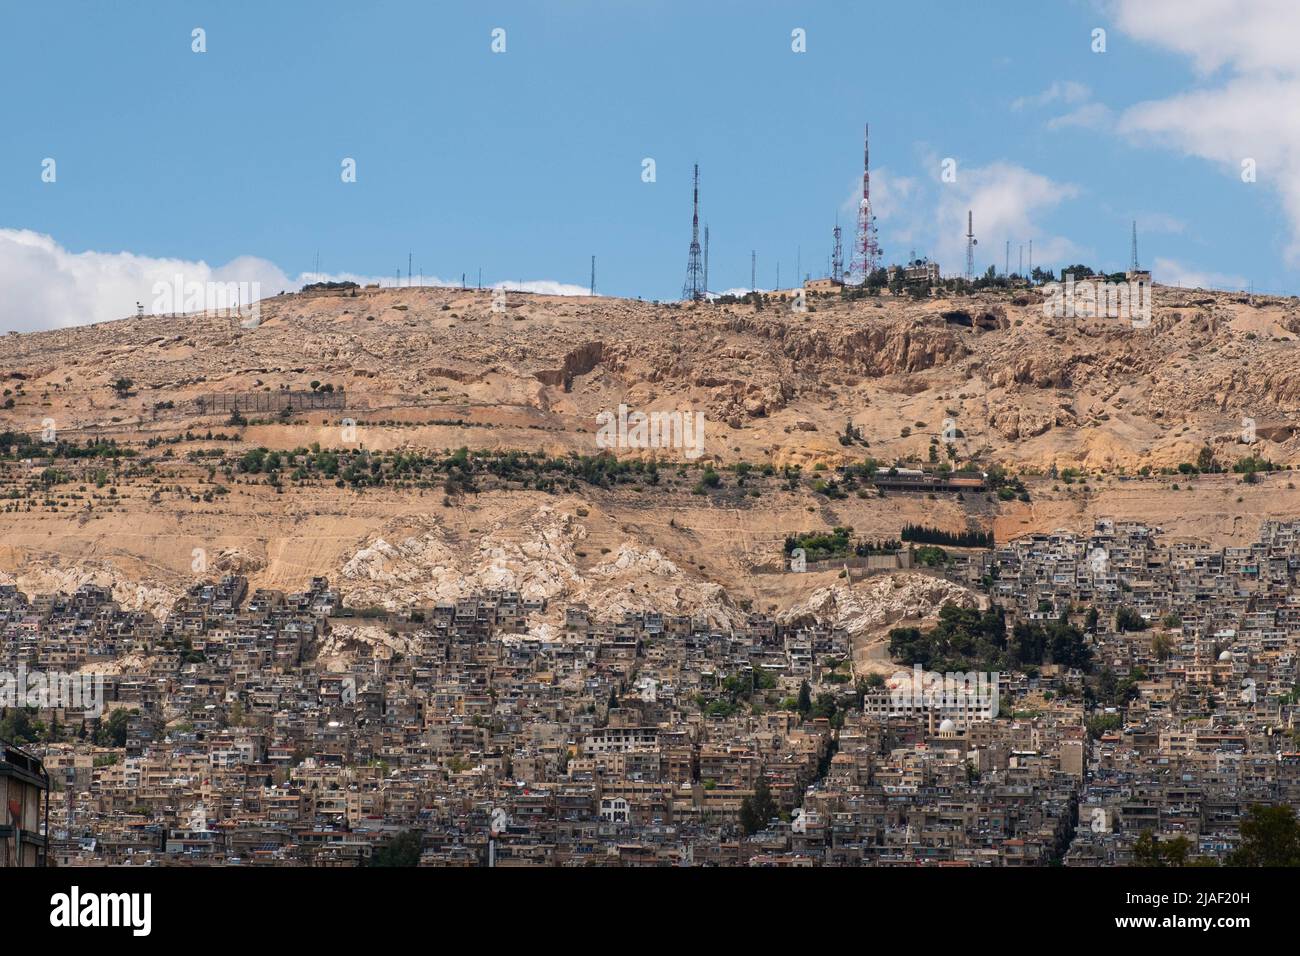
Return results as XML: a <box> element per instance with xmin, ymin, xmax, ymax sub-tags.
<box><xmin>1130</xmin><ymin>220</ymin><xmax>1140</xmax><ymax>271</ymax></box>
<box><xmin>680</xmin><ymin>163</ymin><xmax>704</xmax><ymax>301</ymax></box>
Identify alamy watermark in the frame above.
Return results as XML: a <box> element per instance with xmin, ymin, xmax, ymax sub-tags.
<box><xmin>0</xmin><ymin>666</ymin><xmax>106</xmax><ymax>717</ymax></box>
<box><xmin>595</xmin><ymin>403</ymin><xmax>705</xmax><ymax>460</ymax></box>
<box><xmin>1042</xmin><ymin>273</ymin><xmax>1151</xmax><ymax>328</ymax></box>
<box><xmin>151</xmin><ymin>274</ymin><xmax>261</xmax><ymax>324</ymax></box>
<box><xmin>888</xmin><ymin>664</ymin><xmax>1000</xmax><ymax>718</ymax></box>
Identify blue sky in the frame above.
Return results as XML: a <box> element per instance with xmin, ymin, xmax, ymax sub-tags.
<box><xmin>2</xmin><ymin>0</ymin><xmax>1298</xmax><ymax>330</ymax></box>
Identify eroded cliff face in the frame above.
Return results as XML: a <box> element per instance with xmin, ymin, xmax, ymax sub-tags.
<box><xmin>335</xmin><ymin>506</ymin><xmax>748</xmax><ymax>629</ymax></box>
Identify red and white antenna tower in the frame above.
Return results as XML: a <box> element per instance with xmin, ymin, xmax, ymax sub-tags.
<box><xmin>849</xmin><ymin>124</ymin><xmax>881</xmax><ymax>283</ymax></box>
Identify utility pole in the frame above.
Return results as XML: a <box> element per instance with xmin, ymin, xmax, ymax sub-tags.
<box><xmin>703</xmin><ymin>225</ymin><xmax>710</xmax><ymax>297</ymax></box>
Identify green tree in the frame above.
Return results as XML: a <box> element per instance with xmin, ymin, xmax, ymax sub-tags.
<box><xmin>94</xmin><ymin>708</ymin><xmax>131</xmax><ymax>748</ymax></box>
<box><xmin>740</xmin><ymin>777</ymin><xmax>777</xmax><ymax>836</ymax></box>
<box><xmin>369</xmin><ymin>830</ymin><xmax>423</xmax><ymax>867</ymax></box>
<box><xmin>1228</xmin><ymin>805</ymin><xmax>1300</xmax><ymax>866</ymax></box>
<box><xmin>1134</xmin><ymin>831</ymin><xmax>1192</xmax><ymax>867</ymax></box>
<box><xmin>0</xmin><ymin>707</ymin><xmax>44</xmax><ymax>745</ymax></box>
<box><xmin>1115</xmin><ymin>606</ymin><xmax>1148</xmax><ymax>633</ymax></box>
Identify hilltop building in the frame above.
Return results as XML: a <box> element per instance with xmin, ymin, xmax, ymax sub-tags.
<box><xmin>888</xmin><ymin>258</ymin><xmax>941</xmax><ymax>287</ymax></box>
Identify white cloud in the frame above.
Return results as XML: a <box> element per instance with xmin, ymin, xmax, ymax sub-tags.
<box><xmin>1046</xmin><ymin>102</ymin><xmax>1114</xmax><ymax>131</ymax></box>
<box><xmin>0</xmin><ymin>229</ymin><xmax>590</xmax><ymax>333</ymax></box>
<box><xmin>1111</xmin><ymin>0</ymin><xmax>1300</xmax><ymax>76</ymax></box>
<box><xmin>489</xmin><ymin>278</ymin><xmax>593</xmax><ymax>297</ymax></box>
<box><xmin>840</xmin><ymin>168</ymin><xmax>918</xmax><ymax>221</ymax></box>
<box><xmin>868</xmin><ymin>169</ymin><xmax>920</xmax><ymax>225</ymax></box>
<box><xmin>1012</xmin><ymin>80</ymin><xmax>1091</xmax><ymax>111</ymax></box>
<box><xmin>1011</xmin><ymin>80</ymin><xmax>1112</xmax><ymax>131</ymax></box>
<box><xmin>1112</xmin><ymin>0</ymin><xmax>1300</xmax><ymax>263</ymax></box>
<box><xmin>837</xmin><ymin>167</ymin><xmax>926</xmax><ymax>261</ymax></box>
<box><xmin>1151</xmin><ymin>256</ymin><xmax>1248</xmax><ymax>292</ymax></box>
<box><xmin>933</xmin><ymin>162</ymin><xmax>1081</xmax><ymax>276</ymax></box>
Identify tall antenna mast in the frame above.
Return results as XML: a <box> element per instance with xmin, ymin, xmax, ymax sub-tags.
<box><xmin>680</xmin><ymin>164</ymin><xmax>704</xmax><ymax>301</ymax></box>
<box><xmin>965</xmin><ymin>210</ymin><xmax>977</xmax><ymax>281</ymax></box>
<box><xmin>751</xmin><ymin>250</ymin><xmax>756</xmax><ymax>292</ymax></box>
<box><xmin>831</xmin><ymin>219</ymin><xmax>844</xmax><ymax>283</ymax></box>
<box><xmin>849</xmin><ymin>123</ymin><xmax>882</xmax><ymax>283</ymax></box>
<box><xmin>1130</xmin><ymin>220</ymin><xmax>1139</xmax><ymax>271</ymax></box>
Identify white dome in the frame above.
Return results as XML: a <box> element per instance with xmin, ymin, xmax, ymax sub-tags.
<box><xmin>1218</xmin><ymin>650</ymin><xmax>1234</xmax><ymax>662</ymax></box>
<box><xmin>938</xmin><ymin>718</ymin><xmax>956</xmax><ymax>733</ymax></box>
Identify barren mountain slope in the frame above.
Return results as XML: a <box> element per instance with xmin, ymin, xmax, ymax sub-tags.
<box><xmin>2</xmin><ymin>282</ymin><xmax>1298</xmax><ymax>626</ymax></box>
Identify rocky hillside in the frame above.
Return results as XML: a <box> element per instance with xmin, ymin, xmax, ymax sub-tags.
<box><xmin>1</xmin><ymin>281</ymin><xmax>1298</xmax><ymax>640</ymax></box>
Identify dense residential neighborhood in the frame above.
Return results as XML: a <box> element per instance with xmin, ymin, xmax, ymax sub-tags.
<box><xmin>2</xmin><ymin>517</ymin><xmax>1298</xmax><ymax>866</ymax></box>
